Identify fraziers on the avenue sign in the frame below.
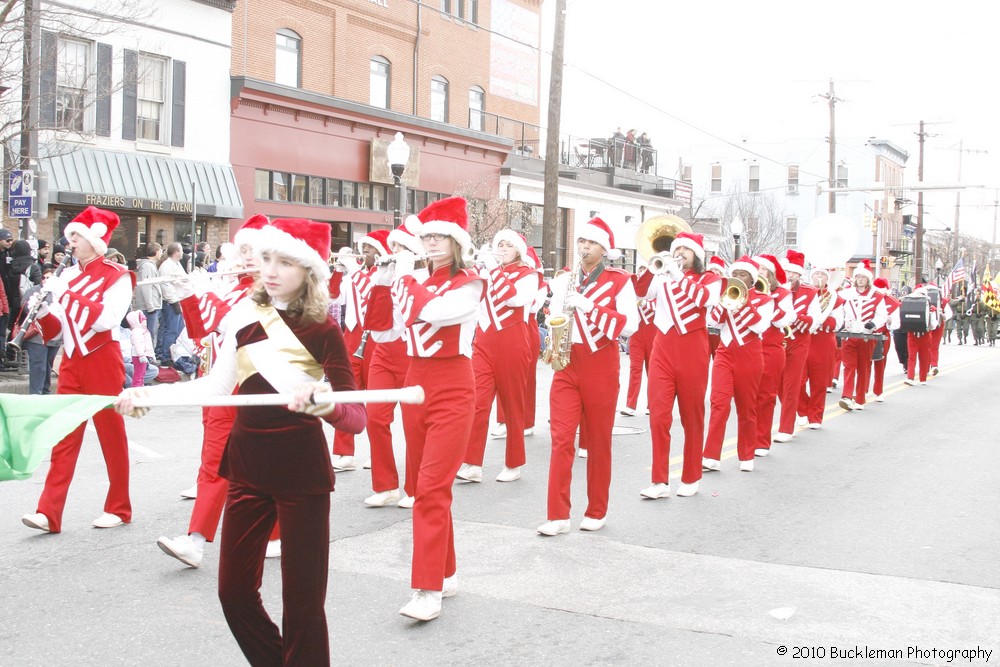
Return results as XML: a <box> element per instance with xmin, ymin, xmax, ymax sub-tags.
<box><xmin>8</xmin><ymin>169</ymin><xmax>33</xmax><ymax>219</ymax></box>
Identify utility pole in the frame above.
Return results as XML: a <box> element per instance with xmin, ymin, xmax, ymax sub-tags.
<box><xmin>992</xmin><ymin>189</ymin><xmax>998</xmax><ymax>263</ymax></box>
<box><xmin>819</xmin><ymin>79</ymin><xmax>840</xmax><ymax>214</ymax></box>
<box><xmin>18</xmin><ymin>0</ymin><xmax>41</xmax><ymax>242</ymax></box>
<box><xmin>541</xmin><ymin>0</ymin><xmax>567</xmax><ymax>277</ymax></box>
<box><xmin>949</xmin><ymin>140</ymin><xmax>988</xmax><ymax>258</ymax></box>
<box><xmin>915</xmin><ymin>121</ymin><xmax>926</xmax><ymax>284</ymax></box>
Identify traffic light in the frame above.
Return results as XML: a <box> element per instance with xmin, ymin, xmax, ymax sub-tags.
<box><xmin>880</xmin><ymin>255</ymin><xmax>889</xmax><ymax>268</ymax></box>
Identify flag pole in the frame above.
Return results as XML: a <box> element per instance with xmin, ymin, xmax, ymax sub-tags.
<box><xmin>132</xmin><ymin>386</ymin><xmax>424</xmax><ymax>409</ymax></box>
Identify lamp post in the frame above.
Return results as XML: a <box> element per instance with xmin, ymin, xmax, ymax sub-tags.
<box><xmin>731</xmin><ymin>216</ymin><xmax>744</xmax><ymax>260</ymax></box>
<box><xmin>387</xmin><ymin>132</ymin><xmax>411</xmax><ymax>229</ymax></box>
<box><xmin>935</xmin><ymin>258</ymin><xmax>944</xmax><ymax>286</ymax></box>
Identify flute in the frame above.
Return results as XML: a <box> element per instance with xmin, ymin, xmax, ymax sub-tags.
<box><xmin>135</xmin><ymin>267</ymin><xmax>260</xmax><ymax>286</ymax></box>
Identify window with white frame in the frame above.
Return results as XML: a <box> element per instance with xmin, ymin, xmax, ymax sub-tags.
<box><xmin>136</xmin><ymin>54</ymin><xmax>166</xmax><ymax>142</ymax></box>
<box><xmin>370</xmin><ymin>56</ymin><xmax>390</xmax><ymax>109</ymax></box>
<box><xmin>431</xmin><ymin>75</ymin><xmax>449</xmax><ymax>122</ymax></box>
<box><xmin>711</xmin><ymin>164</ymin><xmax>722</xmax><ymax>193</ymax></box>
<box><xmin>469</xmin><ymin>86</ymin><xmax>484</xmax><ymax>131</ymax></box>
<box><xmin>681</xmin><ymin>165</ymin><xmax>692</xmax><ymax>181</ymax></box>
<box><xmin>837</xmin><ymin>163</ymin><xmax>849</xmax><ymax>188</ymax></box>
<box><xmin>786</xmin><ymin>217</ymin><xmax>798</xmax><ymax>246</ymax></box>
<box><xmin>275</xmin><ymin>29</ymin><xmax>301</xmax><ymax>88</ymax></box>
<box><xmin>56</xmin><ymin>38</ymin><xmax>90</xmax><ymax>132</ymax></box>
<box><xmin>787</xmin><ymin>164</ymin><xmax>799</xmax><ymax>193</ymax></box>
<box><xmin>748</xmin><ymin>164</ymin><xmax>760</xmax><ymax>193</ymax></box>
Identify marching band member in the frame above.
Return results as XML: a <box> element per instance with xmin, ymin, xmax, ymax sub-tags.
<box><xmin>869</xmin><ymin>276</ymin><xmax>900</xmax><ymax>402</ymax></box>
<box><xmin>752</xmin><ymin>254</ymin><xmax>794</xmax><ymax>458</ymax></box>
<box><xmin>926</xmin><ymin>284</ymin><xmax>950</xmax><ymax>375</ymax></box>
<box><xmin>639</xmin><ymin>231</ymin><xmax>722</xmax><ymax>499</ymax></box>
<box><xmin>458</xmin><ymin>230</ymin><xmax>537</xmax><ymax>483</ymax></box>
<box><xmin>621</xmin><ymin>263</ymin><xmax>655</xmax><ymax>416</ymax></box>
<box><xmin>366</xmin><ymin>196</ymin><xmax>484</xmax><ymax>621</ymax></box>
<box><xmin>837</xmin><ymin>260</ymin><xmax>888</xmax><ymax>411</ymax></box>
<box><xmin>523</xmin><ymin>246</ymin><xmax>546</xmax><ymax>433</ymax></box>
<box><xmin>702</xmin><ymin>257</ymin><xmax>773</xmax><ymax>472</ymax></box>
<box><xmin>363</xmin><ymin>218</ymin><xmax>425</xmax><ymax>508</ymax></box>
<box><xmin>21</xmin><ymin>207</ymin><xmax>136</xmax><ymax>534</ymax></box>
<box><xmin>904</xmin><ymin>284</ymin><xmax>934</xmax><ymax>385</ymax></box>
<box><xmin>538</xmin><ymin>218</ymin><xmax>637</xmax><ymax>533</ymax></box>
<box><xmin>797</xmin><ymin>268</ymin><xmax>843</xmax><ymax>429</ymax></box>
<box><xmin>774</xmin><ymin>250</ymin><xmax>823</xmax><ymax>442</ymax></box>
<box><xmin>117</xmin><ymin>217</ymin><xmax>366</xmax><ymax>665</ymax></box>
<box><xmin>705</xmin><ymin>255</ymin><xmax>727</xmax><ymax>358</ymax></box>
<box><xmin>157</xmin><ymin>214</ymin><xmax>282</xmax><ymax>567</ymax></box>
<box><xmin>328</xmin><ymin>229</ymin><xmax>391</xmax><ymax>471</ymax></box>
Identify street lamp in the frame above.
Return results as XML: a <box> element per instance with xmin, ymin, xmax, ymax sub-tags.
<box><xmin>935</xmin><ymin>258</ymin><xmax>944</xmax><ymax>285</ymax></box>
<box><xmin>731</xmin><ymin>216</ymin><xmax>744</xmax><ymax>260</ymax></box>
<box><xmin>387</xmin><ymin>132</ymin><xmax>411</xmax><ymax>229</ymax></box>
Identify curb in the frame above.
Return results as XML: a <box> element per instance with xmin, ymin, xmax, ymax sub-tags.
<box><xmin>0</xmin><ymin>375</ymin><xmax>31</xmax><ymax>395</ymax></box>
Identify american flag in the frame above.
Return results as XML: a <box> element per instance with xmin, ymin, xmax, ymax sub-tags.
<box><xmin>942</xmin><ymin>257</ymin><xmax>966</xmax><ymax>296</ymax></box>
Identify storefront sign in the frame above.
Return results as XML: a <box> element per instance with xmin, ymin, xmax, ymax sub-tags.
<box><xmin>368</xmin><ymin>0</ymin><xmax>388</xmax><ymax>6</ymax></box>
<box><xmin>59</xmin><ymin>192</ymin><xmax>195</xmax><ymax>214</ymax></box>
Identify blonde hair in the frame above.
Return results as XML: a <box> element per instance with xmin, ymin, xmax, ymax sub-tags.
<box><xmin>427</xmin><ymin>237</ymin><xmax>469</xmax><ymax>276</ymax></box>
<box><xmin>251</xmin><ymin>264</ymin><xmax>330</xmax><ymax>324</ymax></box>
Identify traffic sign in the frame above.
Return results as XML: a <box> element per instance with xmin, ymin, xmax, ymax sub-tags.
<box><xmin>8</xmin><ymin>169</ymin><xmax>33</xmax><ymax>219</ymax></box>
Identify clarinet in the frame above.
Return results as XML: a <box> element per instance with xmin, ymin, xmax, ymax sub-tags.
<box><xmin>352</xmin><ymin>330</ymin><xmax>371</xmax><ymax>359</ymax></box>
<box><xmin>8</xmin><ymin>248</ymin><xmax>75</xmax><ymax>353</ymax></box>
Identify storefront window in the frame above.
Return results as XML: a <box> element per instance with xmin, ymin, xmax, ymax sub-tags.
<box><xmin>272</xmin><ymin>172</ymin><xmax>288</xmax><ymax>201</ymax></box>
<box><xmin>357</xmin><ymin>183</ymin><xmax>371</xmax><ymax>210</ymax></box>
<box><xmin>342</xmin><ymin>182</ymin><xmax>356</xmax><ymax>208</ymax></box>
<box><xmin>309</xmin><ymin>177</ymin><xmax>324</xmax><ymax>205</ymax></box>
<box><xmin>289</xmin><ymin>175</ymin><xmax>307</xmax><ymax>203</ymax></box>
<box><xmin>326</xmin><ymin>179</ymin><xmax>341</xmax><ymax>206</ymax></box>
<box><xmin>255</xmin><ymin>170</ymin><xmax>270</xmax><ymax>200</ymax></box>
<box><xmin>372</xmin><ymin>184</ymin><xmax>387</xmax><ymax>211</ymax></box>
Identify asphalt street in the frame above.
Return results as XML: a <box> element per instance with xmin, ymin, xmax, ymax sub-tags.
<box><xmin>1</xmin><ymin>341</ymin><xmax>998</xmax><ymax>666</ymax></box>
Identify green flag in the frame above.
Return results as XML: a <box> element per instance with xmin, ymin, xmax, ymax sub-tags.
<box><xmin>0</xmin><ymin>394</ymin><xmax>114</xmax><ymax>481</ymax></box>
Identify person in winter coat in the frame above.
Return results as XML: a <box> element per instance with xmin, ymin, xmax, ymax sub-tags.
<box><xmin>125</xmin><ymin>310</ymin><xmax>155</xmax><ymax>387</ymax></box>
<box><xmin>134</xmin><ymin>243</ymin><xmax>163</xmax><ymax>349</ymax></box>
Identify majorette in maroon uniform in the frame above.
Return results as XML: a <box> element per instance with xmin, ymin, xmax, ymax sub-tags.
<box><xmin>327</xmin><ymin>229</ymin><xmax>390</xmax><ymax>469</ymax></box>
<box><xmin>536</xmin><ymin>217</ymin><xmax>637</xmax><ymax>536</ymax></box>
<box><xmin>366</xmin><ymin>196</ymin><xmax>485</xmax><ymax>622</ymax></box>
<box><xmin>773</xmin><ymin>249</ymin><xmax>824</xmax><ymax>442</ymax></box>
<box><xmin>797</xmin><ymin>268</ymin><xmax>844</xmax><ymax>428</ymax></box>
<box><xmin>703</xmin><ymin>256</ymin><xmax>775</xmax><ymax>470</ymax></box>
<box><xmin>751</xmin><ymin>254</ymin><xmax>795</xmax><ymax>457</ymax></box>
<box><xmin>23</xmin><ymin>207</ymin><xmax>135</xmax><ymax>534</ymax></box>
<box><xmin>459</xmin><ymin>230</ymin><xmax>538</xmax><ymax>483</ymax></box>
<box><xmin>869</xmin><ymin>276</ymin><xmax>900</xmax><ymax>400</ymax></box>
<box><xmin>837</xmin><ymin>259</ymin><xmax>889</xmax><ymax>411</ymax></box>
<box><xmin>639</xmin><ymin>231</ymin><xmax>722</xmax><ymax>499</ymax></box>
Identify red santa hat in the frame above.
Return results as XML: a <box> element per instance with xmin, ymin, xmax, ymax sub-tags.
<box><xmin>63</xmin><ymin>206</ymin><xmax>119</xmax><ymax>255</ymax></box>
<box><xmin>784</xmin><ymin>249</ymin><xmax>806</xmax><ymax>276</ymax></box>
<box><xmin>411</xmin><ymin>196</ymin><xmax>474</xmax><ymax>260</ymax></box>
<box><xmin>254</xmin><ymin>217</ymin><xmax>332</xmax><ymax>281</ymax></box>
<box><xmin>670</xmin><ymin>231</ymin><xmax>705</xmax><ymax>263</ymax></box>
<box><xmin>387</xmin><ymin>216</ymin><xmax>425</xmax><ymax>255</ymax></box>
<box><xmin>359</xmin><ymin>228</ymin><xmax>391</xmax><ymax>257</ymax></box>
<box><xmin>706</xmin><ymin>255</ymin><xmax>726</xmax><ymax>275</ymax></box>
<box><xmin>810</xmin><ymin>267</ymin><xmax>830</xmax><ymax>281</ymax></box>
<box><xmin>730</xmin><ymin>255</ymin><xmax>760</xmax><ymax>284</ymax></box>
<box><xmin>873</xmin><ymin>277</ymin><xmax>890</xmax><ymax>292</ymax></box>
<box><xmin>756</xmin><ymin>254</ymin><xmax>786</xmax><ymax>284</ymax></box>
<box><xmin>492</xmin><ymin>229</ymin><xmax>529</xmax><ymax>262</ymax></box>
<box><xmin>234</xmin><ymin>214</ymin><xmax>270</xmax><ymax>248</ymax></box>
<box><xmin>525</xmin><ymin>246</ymin><xmax>543</xmax><ymax>272</ymax></box>
<box><xmin>577</xmin><ymin>217</ymin><xmax>622</xmax><ymax>261</ymax></box>
<box><xmin>853</xmin><ymin>259</ymin><xmax>874</xmax><ymax>282</ymax></box>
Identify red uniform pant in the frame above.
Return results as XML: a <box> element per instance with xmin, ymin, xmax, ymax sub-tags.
<box><xmin>799</xmin><ymin>331</ymin><xmax>836</xmax><ymax>425</ymax></box>
<box><xmin>870</xmin><ymin>334</ymin><xmax>892</xmax><ymax>397</ymax></box>
<box><xmin>36</xmin><ymin>343</ymin><xmax>130</xmax><ymax>533</ymax></box>
<box><xmin>625</xmin><ymin>322</ymin><xmax>655</xmax><ymax>410</ymax></box>
<box><xmin>778</xmin><ymin>334</ymin><xmax>811</xmax><ymax>434</ymax></box>
<box><xmin>401</xmin><ymin>356</ymin><xmax>475</xmax><ymax>591</ymax></box>
<box><xmin>841</xmin><ymin>337</ymin><xmax>874</xmax><ymax>405</ymax></box>
<box><xmin>648</xmin><ymin>328</ymin><xmax>709</xmax><ymax>486</ymax></box>
<box><xmin>929</xmin><ymin>325</ymin><xmax>944</xmax><ymax>367</ymax></box>
<box><xmin>754</xmin><ymin>332</ymin><xmax>787</xmax><ymax>452</ymax></box>
<box><xmin>218</xmin><ymin>481</ymin><xmax>330</xmax><ymax>666</ymax></box>
<box><xmin>907</xmin><ymin>332</ymin><xmax>932</xmax><ymax>382</ymax></box>
<box><xmin>332</xmin><ymin>326</ymin><xmax>374</xmax><ymax>457</ymax></box>
<box><xmin>704</xmin><ymin>338</ymin><xmax>763</xmax><ymax>462</ymax></box>
<box><xmin>465</xmin><ymin>323</ymin><xmax>531</xmax><ymax>469</ymax></box>
<box><xmin>367</xmin><ymin>339</ymin><xmax>413</xmax><ymax>495</ymax></box>
<box><xmin>547</xmin><ymin>342</ymin><xmax>619</xmax><ymax>520</ymax></box>
<box><xmin>497</xmin><ymin>321</ymin><xmax>540</xmax><ymax>429</ymax></box>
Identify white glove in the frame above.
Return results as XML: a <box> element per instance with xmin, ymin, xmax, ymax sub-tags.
<box><xmin>288</xmin><ymin>382</ymin><xmax>336</xmax><ymax>417</ymax></box>
<box><xmin>565</xmin><ymin>291</ymin><xmax>595</xmax><ymax>313</ymax></box>
<box><xmin>336</xmin><ymin>247</ymin><xmax>361</xmax><ymax>276</ymax></box>
<box><xmin>480</xmin><ymin>243</ymin><xmax>499</xmax><ymax>270</ymax></box>
<box><xmin>45</xmin><ymin>274</ymin><xmax>70</xmax><ymax>299</ymax></box>
<box><xmin>114</xmin><ymin>387</ymin><xmax>151</xmax><ymax>419</ymax></box>
<box><xmin>393</xmin><ymin>251</ymin><xmax>416</xmax><ymax>278</ymax></box>
<box><xmin>665</xmin><ymin>259</ymin><xmax>684</xmax><ymax>280</ymax></box>
<box><xmin>374</xmin><ymin>262</ymin><xmax>395</xmax><ymax>286</ymax></box>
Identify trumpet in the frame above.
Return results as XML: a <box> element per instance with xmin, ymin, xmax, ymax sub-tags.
<box><xmin>720</xmin><ymin>277</ymin><xmax>748</xmax><ymax>311</ymax></box>
<box><xmin>648</xmin><ymin>252</ymin><xmax>684</xmax><ymax>275</ymax></box>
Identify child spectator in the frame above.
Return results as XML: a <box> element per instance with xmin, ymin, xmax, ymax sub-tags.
<box><xmin>125</xmin><ymin>311</ymin><xmax>155</xmax><ymax>387</ymax></box>
<box><xmin>170</xmin><ymin>328</ymin><xmax>199</xmax><ymax>379</ymax></box>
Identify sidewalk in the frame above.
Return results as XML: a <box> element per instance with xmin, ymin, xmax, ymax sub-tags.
<box><xmin>0</xmin><ymin>368</ymin><xmax>30</xmax><ymax>394</ymax></box>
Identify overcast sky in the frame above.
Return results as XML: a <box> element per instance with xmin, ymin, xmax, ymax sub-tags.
<box><xmin>540</xmin><ymin>0</ymin><xmax>1000</xmax><ymax>242</ymax></box>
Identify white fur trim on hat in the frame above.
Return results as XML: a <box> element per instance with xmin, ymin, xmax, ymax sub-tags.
<box><xmin>415</xmin><ymin>220</ymin><xmax>475</xmax><ymax>260</ymax></box>
<box><xmin>63</xmin><ymin>221</ymin><xmax>109</xmax><ymax>255</ymax></box>
<box><xmin>784</xmin><ymin>260</ymin><xmax>805</xmax><ymax>275</ymax></box>
<box><xmin>387</xmin><ymin>227</ymin><xmax>423</xmax><ymax>255</ymax></box>
<box><xmin>730</xmin><ymin>259</ymin><xmax>759</xmax><ymax>284</ymax></box>
<box><xmin>253</xmin><ymin>225</ymin><xmax>331</xmax><ymax>282</ymax></box>
<box><xmin>492</xmin><ymin>229</ymin><xmax>528</xmax><ymax>261</ymax></box>
<box><xmin>853</xmin><ymin>265</ymin><xmax>874</xmax><ymax>282</ymax></box>
<box><xmin>577</xmin><ymin>221</ymin><xmax>622</xmax><ymax>261</ymax></box>
<box><xmin>669</xmin><ymin>236</ymin><xmax>705</xmax><ymax>263</ymax></box>
<box><xmin>358</xmin><ymin>235</ymin><xmax>390</xmax><ymax>257</ymax></box>
<box><xmin>754</xmin><ymin>255</ymin><xmax>775</xmax><ymax>275</ymax></box>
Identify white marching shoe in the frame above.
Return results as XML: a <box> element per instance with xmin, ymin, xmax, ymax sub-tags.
<box><xmin>537</xmin><ymin>519</ymin><xmax>571</xmax><ymax>536</ymax></box>
<box><xmin>808</xmin><ymin>423</ymin><xmax>822</xmax><ymax>430</ymax></box>
<box><xmin>796</xmin><ymin>415</ymin><xmax>809</xmax><ymax>427</ymax></box>
<box><xmin>874</xmin><ymin>394</ymin><xmax>884</xmax><ymax>403</ymax></box>
<box><xmin>577</xmin><ymin>448</ymin><xmax>588</xmax><ymax>459</ymax></box>
<box><xmin>619</xmin><ymin>406</ymin><xmax>636</xmax><ymax>416</ymax></box>
<box><xmin>397</xmin><ymin>495</ymin><xmax>415</xmax><ymax>509</ymax></box>
<box><xmin>180</xmin><ymin>484</ymin><xmax>198</xmax><ymax>499</ymax></box>
<box><xmin>754</xmin><ymin>449</ymin><xmax>770</xmax><ymax>458</ymax></box>
<box><xmin>640</xmin><ymin>483</ymin><xmax>670</xmax><ymax>499</ymax></box>
<box><xmin>22</xmin><ymin>513</ymin><xmax>51</xmax><ymax>532</ymax></box>
<box><xmin>455</xmin><ymin>464</ymin><xmax>483</xmax><ymax>483</ymax></box>
<box><xmin>904</xmin><ymin>378</ymin><xmax>917</xmax><ymax>386</ymax></box>
<box><xmin>676</xmin><ymin>481</ymin><xmax>699</xmax><ymax>497</ymax></box>
<box><xmin>489</xmin><ymin>424</ymin><xmax>507</xmax><ymax>439</ymax></box>
<box><xmin>266</xmin><ymin>539</ymin><xmax>281</xmax><ymax>559</ymax></box>
<box><xmin>838</xmin><ymin>397</ymin><xmax>857</xmax><ymax>411</ymax></box>
<box><xmin>442</xmin><ymin>574</ymin><xmax>458</xmax><ymax>599</ymax></box>
<box><xmin>702</xmin><ymin>459</ymin><xmax>721</xmax><ymax>471</ymax></box>
<box><xmin>399</xmin><ymin>590</ymin><xmax>442</xmax><ymax>621</ymax></box>
<box><xmin>331</xmin><ymin>455</ymin><xmax>357</xmax><ymax>471</ymax></box>
<box><xmin>523</xmin><ymin>427</ymin><xmax>535</xmax><ymax>436</ymax></box>
<box><xmin>157</xmin><ymin>534</ymin><xmax>204</xmax><ymax>568</ymax></box>
<box><xmin>365</xmin><ymin>489</ymin><xmax>401</xmax><ymax>507</ymax></box>
<box><xmin>579</xmin><ymin>516</ymin><xmax>607</xmax><ymax>532</ymax></box>
<box><xmin>739</xmin><ymin>460</ymin><xmax>755</xmax><ymax>472</ymax></box>
<box><xmin>92</xmin><ymin>512</ymin><xmax>124</xmax><ymax>529</ymax></box>
<box><xmin>495</xmin><ymin>466</ymin><xmax>522</xmax><ymax>482</ymax></box>
<box><xmin>772</xmin><ymin>432</ymin><xmax>793</xmax><ymax>443</ymax></box>
<box><xmin>362</xmin><ymin>459</ymin><xmax>372</xmax><ymax>469</ymax></box>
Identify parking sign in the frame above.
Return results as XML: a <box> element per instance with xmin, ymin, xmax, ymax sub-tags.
<box><xmin>8</xmin><ymin>169</ymin><xmax>33</xmax><ymax>218</ymax></box>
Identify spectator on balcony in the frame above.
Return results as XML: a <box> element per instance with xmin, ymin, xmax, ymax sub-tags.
<box><xmin>624</xmin><ymin>129</ymin><xmax>637</xmax><ymax>169</ymax></box>
<box><xmin>638</xmin><ymin>132</ymin><xmax>654</xmax><ymax>173</ymax></box>
<box><xmin>610</xmin><ymin>127</ymin><xmax>625</xmax><ymax>167</ymax></box>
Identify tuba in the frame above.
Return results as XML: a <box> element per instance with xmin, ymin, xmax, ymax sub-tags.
<box><xmin>636</xmin><ymin>214</ymin><xmax>693</xmax><ymax>269</ymax></box>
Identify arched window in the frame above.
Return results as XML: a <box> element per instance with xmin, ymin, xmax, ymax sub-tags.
<box><xmin>275</xmin><ymin>29</ymin><xmax>301</xmax><ymax>88</ymax></box>
<box><xmin>370</xmin><ymin>56</ymin><xmax>390</xmax><ymax>109</ymax></box>
<box><xmin>430</xmin><ymin>75</ymin><xmax>449</xmax><ymax>123</ymax></box>
<box><xmin>468</xmin><ymin>85</ymin><xmax>485</xmax><ymax>131</ymax></box>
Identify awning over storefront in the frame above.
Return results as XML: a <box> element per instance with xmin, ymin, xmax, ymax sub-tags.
<box><xmin>41</xmin><ymin>147</ymin><xmax>243</xmax><ymax>219</ymax></box>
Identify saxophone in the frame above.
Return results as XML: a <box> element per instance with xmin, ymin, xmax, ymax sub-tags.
<box><xmin>543</xmin><ymin>255</ymin><xmax>585</xmax><ymax>371</ymax></box>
